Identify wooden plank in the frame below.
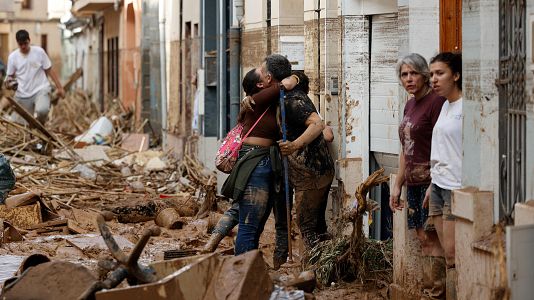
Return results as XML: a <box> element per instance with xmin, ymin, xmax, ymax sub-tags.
<box><xmin>4</xmin><ymin>96</ymin><xmax>79</xmax><ymax>160</ymax></box>
<box><xmin>67</xmin><ymin>219</ymin><xmax>88</xmax><ymax>234</ymax></box>
<box><xmin>5</xmin><ymin>191</ymin><xmax>40</xmax><ymax>209</ymax></box>
<box><xmin>65</xmin><ymin>234</ymin><xmax>134</xmax><ymax>251</ymax></box>
<box><xmin>26</xmin><ymin>218</ymin><xmax>67</xmax><ymax>230</ymax></box>
<box><xmin>0</xmin><ymin>203</ymin><xmax>42</xmax><ymax>229</ymax></box>
<box><xmin>51</xmin><ymin>68</ymin><xmax>83</xmax><ymax>105</ymax></box>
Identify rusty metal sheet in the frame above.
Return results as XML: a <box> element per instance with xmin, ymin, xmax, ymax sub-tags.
<box><xmin>0</xmin><ymin>202</ymin><xmax>42</xmax><ymax>229</ymax></box>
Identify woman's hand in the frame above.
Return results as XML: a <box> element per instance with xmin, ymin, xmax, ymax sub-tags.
<box><xmin>423</xmin><ymin>184</ymin><xmax>432</xmax><ymax>209</ymax></box>
<box><xmin>278</xmin><ymin>140</ymin><xmax>301</xmax><ymax>156</ymax></box>
<box><xmin>281</xmin><ymin>75</ymin><xmax>298</xmax><ymax>91</ymax></box>
<box><xmin>240</xmin><ymin>96</ymin><xmax>254</xmax><ymax>112</ymax></box>
<box><xmin>389</xmin><ymin>185</ymin><xmax>404</xmax><ymax>212</ymax></box>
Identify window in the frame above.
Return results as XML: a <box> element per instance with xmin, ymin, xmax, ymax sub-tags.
<box><xmin>41</xmin><ymin>34</ymin><xmax>47</xmax><ymax>53</ymax></box>
<box><xmin>21</xmin><ymin>0</ymin><xmax>31</xmax><ymax>9</ymax></box>
<box><xmin>107</xmin><ymin>37</ymin><xmax>119</xmax><ymax>97</ymax></box>
<box><xmin>440</xmin><ymin>0</ymin><xmax>462</xmax><ymax>52</ymax></box>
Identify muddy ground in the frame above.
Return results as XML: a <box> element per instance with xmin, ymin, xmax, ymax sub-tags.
<box><xmin>1</xmin><ymin>197</ymin><xmax>387</xmax><ymax>299</ymax></box>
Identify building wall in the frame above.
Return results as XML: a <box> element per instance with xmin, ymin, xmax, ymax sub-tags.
<box><xmin>120</xmin><ymin>0</ymin><xmax>142</xmax><ymax>120</ymax></box>
<box><xmin>461</xmin><ymin>0</ymin><xmax>501</xmax><ymax>219</ymax></box>
<box><xmin>166</xmin><ymin>0</ymin><xmax>200</xmax><ymax>139</ymax></box>
<box><xmin>61</xmin><ymin>25</ymin><xmax>102</xmax><ymax>104</ymax></box>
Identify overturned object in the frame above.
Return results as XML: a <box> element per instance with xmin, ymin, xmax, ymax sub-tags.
<box><xmin>95</xmin><ymin>250</ymin><xmax>273</xmax><ymax>300</ymax></box>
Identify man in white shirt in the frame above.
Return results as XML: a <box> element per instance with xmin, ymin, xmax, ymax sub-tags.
<box><xmin>5</xmin><ymin>29</ymin><xmax>65</xmax><ymax>124</ymax></box>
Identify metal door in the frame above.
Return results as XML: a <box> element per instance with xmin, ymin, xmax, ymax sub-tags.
<box><xmin>497</xmin><ymin>0</ymin><xmax>527</xmax><ymax>222</ymax></box>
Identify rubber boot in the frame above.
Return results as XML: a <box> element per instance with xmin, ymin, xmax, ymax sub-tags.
<box><xmin>200</xmin><ymin>232</ymin><xmax>225</xmax><ymax>253</ymax></box>
<box><xmin>446</xmin><ymin>267</ymin><xmax>457</xmax><ymax>300</ymax></box>
<box><xmin>422</xmin><ymin>256</ymin><xmax>446</xmax><ymax>299</ymax></box>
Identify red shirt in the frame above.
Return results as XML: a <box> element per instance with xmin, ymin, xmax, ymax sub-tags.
<box><xmin>241</xmin><ymin>84</ymin><xmax>280</xmax><ymax>141</ymax></box>
<box><xmin>399</xmin><ymin>90</ymin><xmax>446</xmax><ymax>186</ymax></box>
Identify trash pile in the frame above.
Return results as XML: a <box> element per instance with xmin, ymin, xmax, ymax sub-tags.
<box><xmin>307</xmin><ymin>169</ymin><xmax>393</xmax><ymax>287</ymax></box>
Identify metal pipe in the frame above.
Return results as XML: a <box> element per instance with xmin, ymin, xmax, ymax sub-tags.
<box><xmin>228</xmin><ymin>27</ymin><xmax>241</xmax><ymax>126</ymax></box>
<box><xmin>316</xmin><ymin>0</ymin><xmax>321</xmax><ymax>111</ymax></box>
<box><xmin>159</xmin><ymin>0</ymin><xmax>168</xmax><ymax>147</ymax></box>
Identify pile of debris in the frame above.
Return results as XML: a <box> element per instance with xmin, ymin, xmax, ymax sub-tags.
<box><xmin>0</xmin><ymin>83</ymin><xmax>221</xmax><ymax>256</ymax></box>
<box><xmin>307</xmin><ymin>169</ymin><xmax>393</xmax><ymax>287</ymax></box>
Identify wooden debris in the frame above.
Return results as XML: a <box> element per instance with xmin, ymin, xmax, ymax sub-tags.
<box><xmin>0</xmin><ymin>202</ymin><xmax>42</xmax><ymax>229</ymax></box>
<box><xmin>5</xmin><ymin>191</ymin><xmax>40</xmax><ymax>209</ymax></box>
<box><xmin>4</xmin><ymin>96</ymin><xmax>79</xmax><ymax>159</ymax></box>
<box><xmin>121</xmin><ymin>133</ymin><xmax>149</xmax><ymax>152</ymax></box>
<box><xmin>66</xmin><ymin>234</ymin><xmax>134</xmax><ymax>252</ymax></box>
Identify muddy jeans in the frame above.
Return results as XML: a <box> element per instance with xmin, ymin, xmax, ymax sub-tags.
<box><xmin>235</xmin><ymin>155</ymin><xmax>277</xmax><ymax>255</ymax></box>
<box><xmin>295</xmin><ymin>174</ymin><xmax>333</xmax><ymax>250</ymax></box>
<box><xmin>215</xmin><ymin>192</ymin><xmax>290</xmax><ymax>261</ymax></box>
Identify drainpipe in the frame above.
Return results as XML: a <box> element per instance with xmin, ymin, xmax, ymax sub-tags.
<box><xmin>316</xmin><ymin>0</ymin><xmax>321</xmax><ymax>111</ymax></box>
<box><xmin>229</xmin><ymin>1</ymin><xmax>243</xmax><ymax>126</ymax></box>
<box><xmin>159</xmin><ymin>0</ymin><xmax>167</xmax><ymax>147</ymax></box>
<box><xmin>266</xmin><ymin>0</ymin><xmax>271</xmax><ymax>54</ymax></box>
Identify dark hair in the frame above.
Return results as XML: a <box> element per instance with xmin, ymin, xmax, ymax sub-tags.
<box><xmin>292</xmin><ymin>71</ymin><xmax>310</xmax><ymax>94</ymax></box>
<box><xmin>430</xmin><ymin>52</ymin><xmax>462</xmax><ymax>90</ymax></box>
<box><xmin>264</xmin><ymin>54</ymin><xmax>291</xmax><ymax>81</ymax></box>
<box><xmin>242</xmin><ymin>68</ymin><xmax>261</xmax><ymax>96</ymax></box>
<box><xmin>16</xmin><ymin>30</ymin><xmax>30</xmax><ymax>43</ymax></box>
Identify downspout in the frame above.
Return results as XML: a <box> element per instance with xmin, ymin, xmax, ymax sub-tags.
<box><xmin>159</xmin><ymin>0</ymin><xmax>168</xmax><ymax>147</ymax></box>
<box><xmin>229</xmin><ymin>2</ymin><xmax>243</xmax><ymax>126</ymax></box>
<box><xmin>266</xmin><ymin>0</ymin><xmax>271</xmax><ymax>54</ymax></box>
<box><xmin>316</xmin><ymin>0</ymin><xmax>321</xmax><ymax>111</ymax></box>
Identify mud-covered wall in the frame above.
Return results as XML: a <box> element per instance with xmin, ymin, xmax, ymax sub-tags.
<box><xmin>462</xmin><ymin>0</ymin><xmax>500</xmax><ymax>219</ymax></box>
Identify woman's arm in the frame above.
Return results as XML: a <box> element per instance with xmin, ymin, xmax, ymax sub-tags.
<box><xmin>389</xmin><ymin>150</ymin><xmax>406</xmax><ymax>211</ymax></box>
<box><xmin>278</xmin><ymin>112</ymin><xmax>325</xmax><ymax>155</ymax></box>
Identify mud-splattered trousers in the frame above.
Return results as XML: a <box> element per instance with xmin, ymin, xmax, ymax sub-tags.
<box><xmin>213</xmin><ymin>193</ymin><xmax>289</xmax><ymax>261</ymax></box>
<box><xmin>293</xmin><ymin>174</ymin><xmax>333</xmax><ymax>250</ymax></box>
<box><xmin>234</xmin><ymin>155</ymin><xmax>277</xmax><ymax>255</ymax></box>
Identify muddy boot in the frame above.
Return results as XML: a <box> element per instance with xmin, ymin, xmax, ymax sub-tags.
<box><xmin>446</xmin><ymin>266</ymin><xmax>457</xmax><ymax>300</ymax></box>
<box><xmin>200</xmin><ymin>232</ymin><xmax>225</xmax><ymax>253</ymax></box>
<box><xmin>422</xmin><ymin>256</ymin><xmax>446</xmax><ymax>299</ymax></box>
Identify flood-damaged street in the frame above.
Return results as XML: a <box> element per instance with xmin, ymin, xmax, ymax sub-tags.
<box><xmin>0</xmin><ymin>87</ymin><xmax>391</xmax><ymax>299</ymax></box>
<box><xmin>2</xmin><ymin>0</ymin><xmax>534</xmax><ymax>299</ymax></box>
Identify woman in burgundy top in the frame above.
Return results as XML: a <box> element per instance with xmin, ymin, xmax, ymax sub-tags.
<box><xmin>389</xmin><ymin>53</ymin><xmax>446</xmax><ymax>295</ymax></box>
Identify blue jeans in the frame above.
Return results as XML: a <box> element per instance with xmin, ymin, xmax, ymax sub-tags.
<box><xmin>235</xmin><ymin>155</ymin><xmax>276</xmax><ymax>255</ymax></box>
<box><xmin>214</xmin><ymin>188</ymin><xmax>290</xmax><ymax>261</ymax></box>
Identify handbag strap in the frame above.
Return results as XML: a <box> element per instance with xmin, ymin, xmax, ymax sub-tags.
<box><xmin>241</xmin><ymin>106</ymin><xmax>271</xmax><ymax>140</ymax></box>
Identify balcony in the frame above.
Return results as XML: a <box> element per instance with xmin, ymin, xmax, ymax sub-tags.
<box><xmin>72</xmin><ymin>0</ymin><xmax>115</xmax><ymax>15</ymax></box>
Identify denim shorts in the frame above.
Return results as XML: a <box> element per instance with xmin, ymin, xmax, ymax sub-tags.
<box><xmin>429</xmin><ymin>183</ymin><xmax>455</xmax><ymax>220</ymax></box>
<box><xmin>406</xmin><ymin>184</ymin><xmax>429</xmax><ymax>230</ymax></box>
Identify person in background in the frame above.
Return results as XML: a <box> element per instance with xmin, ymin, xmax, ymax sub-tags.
<box><xmin>5</xmin><ymin>29</ymin><xmax>65</xmax><ymax>124</ymax></box>
<box><xmin>428</xmin><ymin>52</ymin><xmax>463</xmax><ymax>298</ymax></box>
<box><xmin>389</xmin><ymin>53</ymin><xmax>446</xmax><ymax>298</ymax></box>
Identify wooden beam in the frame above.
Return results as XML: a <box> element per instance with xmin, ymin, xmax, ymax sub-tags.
<box><xmin>4</xmin><ymin>96</ymin><xmax>79</xmax><ymax>160</ymax></box>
